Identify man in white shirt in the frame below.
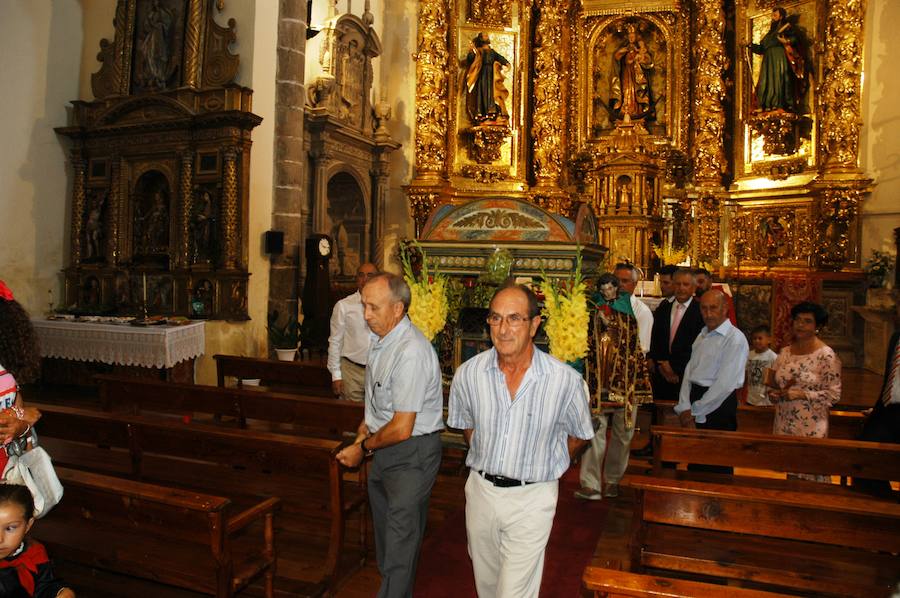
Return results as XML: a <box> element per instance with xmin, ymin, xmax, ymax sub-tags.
<box><xmin>327</xmin><ymin>263</ymin><xmax>378</xmax><ymax>401</ymax></box>
<box><xmin>675</xmin><ymin>289</ymin><xmax>749</xmax><ymax>473</ymax></box>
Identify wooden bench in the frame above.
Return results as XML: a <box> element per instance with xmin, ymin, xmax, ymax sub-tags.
<box><xmin>624</xmin><ymin>473</ymin><xmax>900</xmax><ymax>597</ymax></box>
<box><xmin>39</xmin><ymin>467</ymin><xmax>278</xmax><ymax>598</ymax></box>
<box><xmin>214</xmin><ymin>354</ymin><xmax>332</xmax><ymax>396</ymax></box>
<box><xmin>582</xmin><ymin>567</ymin><xmax>795</xmax><ymax>597</ymax></box>
<box><xmin>653</xmin><ymin>400</ymin><xmax>866</xmax><ymax>439</ymax></box>
<box><xmin>32</xmin><ymin>402</ymin><xmax>366</xmax><ymax>596</ymax></box>
<box><xmin>651</xmin><ymin>425</ymin><xmax>900</xmax><ymax>485</ymax></box>
<box><xmin>96</xmin><ymin>374</ymin><xmax>363</xmax><ymax>438</ymax></box>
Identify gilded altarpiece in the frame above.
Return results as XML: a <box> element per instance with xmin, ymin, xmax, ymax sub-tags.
<box><xmin>57</xmin><ymin>0</ymin><xmax>259</xmax><ymax>320</ymax></box>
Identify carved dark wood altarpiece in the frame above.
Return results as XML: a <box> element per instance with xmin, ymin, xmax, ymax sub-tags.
<box><xmin>56</xmin><ymin>0</ymin><xmax>260</xmax><ymax>320</ymax></box>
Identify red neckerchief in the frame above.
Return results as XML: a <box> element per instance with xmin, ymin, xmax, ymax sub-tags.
<box><xmin>0</xmin><ymin>541</ymin><xmax>49</xmax><ymax>596</ymax></box>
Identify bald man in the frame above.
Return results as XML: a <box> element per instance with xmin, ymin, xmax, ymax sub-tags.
<box><xmin>675</xmin><ymin>289</ymin><xmax>748</xmax><ymax>435</ymax></box>
<box><xmin>328</xmin><ymin>263</ymin><xmax>379</xmax><ymax>401</ymax></box>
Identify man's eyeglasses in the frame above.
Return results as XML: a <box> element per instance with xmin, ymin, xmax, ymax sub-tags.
<box><xmin>486</xmin><ymin>313</ymin><xmax>531</xmax><ymax>328</ymax></box>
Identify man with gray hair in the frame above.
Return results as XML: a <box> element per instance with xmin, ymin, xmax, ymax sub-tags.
<box><xmin>336</xmin><ymin>272</ymin><xmax>444</xmax><ymax>598</ymax></box>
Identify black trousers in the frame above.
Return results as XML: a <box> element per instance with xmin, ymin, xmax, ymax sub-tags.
<box><xmin>688</xmin><ymin>384</ymin><xmax>737</xmax><ymax>474</ymax></box>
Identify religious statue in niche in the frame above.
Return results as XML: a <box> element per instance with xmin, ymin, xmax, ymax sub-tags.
<box><xmin>763</xmin><ymin>215</ymin><xmax>788</xmax><ymax>259</ymax></box>
<box><xmin>611</xmin><ymin>24</ymin><xmax>655</xmax><ymax>121</ymax></box>
<box><xmin>82</xmin><ymin>277</ymin><xmax>101</xmax><ymax>309</ymax></box>
<box><xmin>748</xmin><ymin>7</ymin><xmax>808</xmax><ymax>115</ymax></box>
<box><xmin>83</xmin><ymin>191</ymin><xmax>107</xmax><ymax>262</ymax></box>
<box><xmin>134</xmin><ymin>0</ymin><xmax>178</xmax><ymax>91</ymax></box>
<box><xmin>150</xmin><ymin>276</ymin><xmax>173</xmax><ymax>312</ymax></box>
<box><xmin>191</xmin><ymin>188</ymin><xmax>217</xmax><ymax>264</ymax></box>
<box><xmin>746</xmin><ymin>7</ymin><xmax>812</xmax><ymax>158</ymax></box>
<box><xmin>191</xmin><ymin>279</ymin><xmax>214</xmax><ymax>318</ymax></box>
<box><xmin>616</xmin><ymin>176</ymin><xmax>633</xmax><ymax>213</ymax></box>
<box><xmin>133</xmin><ymin>172</ymin><xmax>171</xmax><ymax>258</ymax></box>
<box><xmin>464</xmin><ymin>32</ymin><xmax>511</xmax><ymax>124</ymax></box>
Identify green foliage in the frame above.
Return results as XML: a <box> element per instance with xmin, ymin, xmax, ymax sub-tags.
<box><xmin>267</xmin><ymin>310</ymin><xmax>299</xmax><ymax>349</ymax></box>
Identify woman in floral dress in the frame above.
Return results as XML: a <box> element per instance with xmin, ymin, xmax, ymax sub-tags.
<box><xmin>769</xmin><ymin>302</ymin><xmax>841</xmax><ymax>479</ymax></box>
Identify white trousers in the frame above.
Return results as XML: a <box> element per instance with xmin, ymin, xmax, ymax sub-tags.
<box><xmin>579</xmin><ymin>407</ymin><xmax>634</xmax><ymax>491</ymax></box>
<box><xmin>464</xmin><ymin>471</ymin><xmax>558</xmax><ymax>598</ymax></box>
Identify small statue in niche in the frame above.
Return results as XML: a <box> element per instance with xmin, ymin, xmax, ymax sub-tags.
<box><xmin>136</xmin><ymin>189</ymin><xmax>169</xmax><ymax>255</ymax></box>
<box><xmin>763</xmin><ymin>215</ymin><xmax>788</xmax><ymax>258</ymax></box>
<box><xmin>135</xmin><ymin>0</ymin><xmax>176</xmax><ymax>90</ymax></box>
<box><xmin>84</xmin><ymin>192</ymin><xmax>106</xmax><ymax>261</ymax></box>
<box><xmin>748</xmin><ymin>7</ymin><xmax>808</xmax><ymax>114</ymax></box>
<box><xmin>464</xmin><ymin>32</ymin><xmax>511</xmax><ymax>125</ymax></box>
<box><xmin>191</xmin><ymin>279</ymin><xmax>214</xmax><ymax>318</ymax></box>
<box><xmin>191</xmin><ymin>189</ymin><xmax>216</xmax><ymax>263</ymax></box>
<box><xmin>611</xmin><ymin>24</ymin><xmax>654</xmax><ymax>121</ymax></box>
<box><xmin>616</xmin><ymin>178</ymin><xmax>633</xmax><ymax>213</ymax></box>
<box><xmin>82</xmin><ymin>277</ymin><xmax>101</xmax><ymax>310</ymax></box>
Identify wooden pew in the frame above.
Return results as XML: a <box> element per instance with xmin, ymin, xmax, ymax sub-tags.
<box><xmin>96</xmin><ymin>374</ymin><xmax>363</xmax><ymax>438</ymax></box>
<box><xmin>213</xmin><ymin>354</ymin><xmax>332</xmax><ymax>396</ymax></box>
<box><xmin>624</xmin><ymin>474</ymin><xmax>900</xmax><ymax>597</ymax></box>
<box><xmin>32</xmin><ymin>402</ymin><xmax>366</xmax><ymax>596</ymax></box>
<box><xmin>650</xmin><ymin>425</ymin><xmax>900</xmax><ymax>485</ymax></box>
<box><xmin>653</xmin><ymin>400</ymin><xmax>866</xmax><ymax>439</ymax></box>
<box><xmin>39</xmin><ymin>467</ymin><xmax>278</xmax><ymax>598</ymax></box>
<box><xmin>582</xmin><ymin>567</ymin><xmax>795</xmax><ymax>597</ymax></box>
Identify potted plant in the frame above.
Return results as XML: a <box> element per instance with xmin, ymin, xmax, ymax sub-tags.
<box><xmin>863</xmin><ymin>247</ymin><xmax>897</xmax><ymax>310</ymax></box>
<box><xmin>267</xmin><ymin>310</ymin><xmax>300</xmax><ymax>361</ymax></box>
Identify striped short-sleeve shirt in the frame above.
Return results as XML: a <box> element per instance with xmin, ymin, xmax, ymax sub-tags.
<box><xmin>448</xmin><ymin>347</ymin><xmax>594</xmax><ymax>483</ymax></box>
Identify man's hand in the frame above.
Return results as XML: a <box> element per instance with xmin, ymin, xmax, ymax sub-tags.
<box><xmin>678</xmin><ymin>410</ymin><xmax>695</xmax><ymax>429</ymax></box>
<box><xmin>336</xmin><ymin>442</ymin><xmax>364</xmax><ymax>468</ymax></box>
<box><xmin>332</xmin><ymin>380</ymin><xmax>343</xmax><ymax>398</ymax></box>
<box><xmin>659</xmin><ymin>361</ymin><xmax>679</xmax><ymax>384</ymax></box>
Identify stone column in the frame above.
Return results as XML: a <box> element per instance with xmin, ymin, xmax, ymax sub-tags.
<box><xmin>269</xmin><ymin>0</ymin><xmax>309</xmax><ymax>321</ymax></box>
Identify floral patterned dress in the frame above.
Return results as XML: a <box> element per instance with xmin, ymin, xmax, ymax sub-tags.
<box><xmin>771</xmin><ymin>344</ymin><xmax>842</xmax><ymax>438</ymax></box>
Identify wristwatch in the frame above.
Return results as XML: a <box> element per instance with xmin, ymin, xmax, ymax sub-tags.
<box><xmin>360</xmin><ymin>437</ymin><xmax>375</xmax><ymax>456</ymax></box>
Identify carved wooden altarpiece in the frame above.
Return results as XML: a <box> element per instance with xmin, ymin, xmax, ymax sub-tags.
<box><xmin>56</xmin><ymin>0</ymin><xmax>260</xmax><ymax>320</ymax></box>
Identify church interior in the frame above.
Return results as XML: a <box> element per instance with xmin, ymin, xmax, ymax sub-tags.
<box><xmin>1</xmin><ymin>0</ymin><xmax>899</xmax><ymax>596</ymax></box>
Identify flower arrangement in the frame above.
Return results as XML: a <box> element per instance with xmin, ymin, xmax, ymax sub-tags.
<box><xmin>400</xmin><ymin>241</ymin><xmax>449</xmax><ymax>341</ymax></box>
<box><xmin>652</xmin><ymin>243</ymin><xmax>688</xmax><ymax>266</ymax></box>
<box><xmin>863</xmin><ymin>245</ymin><xmax>896</xmax><ymax>288</ymax></box>
<box><xmin>540</xmin><ymin>249</ymin><xmax>590</xmax><ymax>363</ymax></box>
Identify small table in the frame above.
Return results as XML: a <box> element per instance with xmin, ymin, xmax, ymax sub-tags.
<box><xmin>32</xmin><ymin>319</ymin><xmax>205</xmax><ymax>384</ymax></box>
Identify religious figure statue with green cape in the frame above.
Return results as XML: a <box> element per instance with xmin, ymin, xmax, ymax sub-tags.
<box><xmin>750</xmin><ymin>7</ymin><xmax>808</xmax><ymax>113</ymax></box>
<box><xmin>585</xmin><ymin>273</ymin><xmax>652</xmax><ymax>429</ymax></box>
<box><xmin>464</xmin><ymin>32</ymin><xmax>511</xmax><ymax>124</ymax></box>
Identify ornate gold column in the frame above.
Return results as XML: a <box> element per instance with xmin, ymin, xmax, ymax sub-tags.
<box><xmin>412</xmin><ymin>0</ymin><xmax>449</xmax><ymax>182</ymax></box>
<box><xmin>179</xmin><ymin>153</ymin><xmax>194</xmax><ymax>267</ymax></box>
<box><xmin>690</xmin><ymin>0</ymin><xmax>728</xmax><ymax>262</ymax></box>
<box><xmin>222</xmin><ymin>147</ymin><xmax>239</xmax><ymax>269</ymax></box>
<box><xmin>183</xmin><ymin>0</ymin><xmax>204</xmax><ymax>89</ymax></box>
<box><xmin>70</xmin><ymin>153</ymin><xmax>86</xmax><ymax>265</ymax></box>
<box><xmin>820</xmin><ymin>0</ymin><xmax>866</xmax><ymax>173</ymax></box>
<box><xmin>107</xmin><ymin>158</ymin><xmax>122</xmax><ymax>265</ymax></box>
<box><xmin>531</xmin><ymin>0</ymin><xmax>564</xmax><ymax>197</ymax></box>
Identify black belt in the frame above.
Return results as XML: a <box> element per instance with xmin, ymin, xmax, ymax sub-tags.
<box><xmin>342</xmin><ymin>357</ymin><xmax>366</xmax><ymax>368</ymax></box>
<box><xmin>478</xmin><ymin>470</ymin><xmax>534</xmax><ymax>488</ymax></box>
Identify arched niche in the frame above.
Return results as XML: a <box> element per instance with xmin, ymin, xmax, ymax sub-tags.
<box><xmin>132</xmin><ymin>170</ymin><xmax>172</xmax><ymax>267</ymax></box>
<box><xmin>325</xmin><ymin>171</ymin><xmax>367</xmax><ymax>279</ymax></box>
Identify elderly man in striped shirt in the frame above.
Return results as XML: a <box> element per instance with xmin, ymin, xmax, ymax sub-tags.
<box><xmin>448</xmin><ymin>283</ymin><xmax>594</xmax><ymax>598</ymax></box>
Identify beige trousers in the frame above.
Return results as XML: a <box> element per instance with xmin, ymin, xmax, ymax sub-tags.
<box><xmin>579</xmin><ymin>407</ymin><xmax>635</xmax><ymax>491</ymax></box>
<box><xmin>340</xmin><ymin>357</ymin><xmax>366</xmax><ymax>402</ymax></box>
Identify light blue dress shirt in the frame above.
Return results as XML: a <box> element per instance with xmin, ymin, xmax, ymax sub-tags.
<box><xmin>674</xmin><ymin>319</ymin><xmax>749</xmax><ymax>424</ymax></box>
<box><xmin>448</xmin><ymin>347</ymin><xmax>594</xmax><ymax>483</ymax></box>
<box><xmin>364</xmin><ymin>316</ymin><xmax>445</xmax><ymax>436</ymax></box>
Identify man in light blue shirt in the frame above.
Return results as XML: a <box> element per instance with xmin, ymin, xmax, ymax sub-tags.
<box><xmin>448</xmin><ymin>283</ymin><xmax>594</xmax><ymax>598</ymax></box>
<box><xmin>336</xmin><ymin>273</ymin><xmax>443</xmax><ymax>598</ymax></box>
<box><xmin>675</xmin><ymin>290</ymin><xmax>748</xmax><ymax>456</ymax></box>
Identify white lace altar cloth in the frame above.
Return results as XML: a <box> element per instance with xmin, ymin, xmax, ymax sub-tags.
<box><xmin>33</xmin><ymin>319</ymin><xmax>205</xmax><ymax>368</ymax></box>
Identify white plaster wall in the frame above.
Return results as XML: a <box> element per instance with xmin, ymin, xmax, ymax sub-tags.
<box><xmin>0</xmin><ymin>1</ymin><xmax>82</xmax><ymax>315</ymax></box>
<box><xmin>861</xmin><ymin>0</ymin><xmax>900</xmax><ymax>266</ymax></box>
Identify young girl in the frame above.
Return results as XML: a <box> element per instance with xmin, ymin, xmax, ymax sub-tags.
<box><xmin>0</xmin><ymin>484</ymin><xmax>74</xmax><ymax>597</ymax></box>
<box><xmin>0</xmin><ymin>281</ymin><xmax>43</xmax><ymax>472</ymax></box>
